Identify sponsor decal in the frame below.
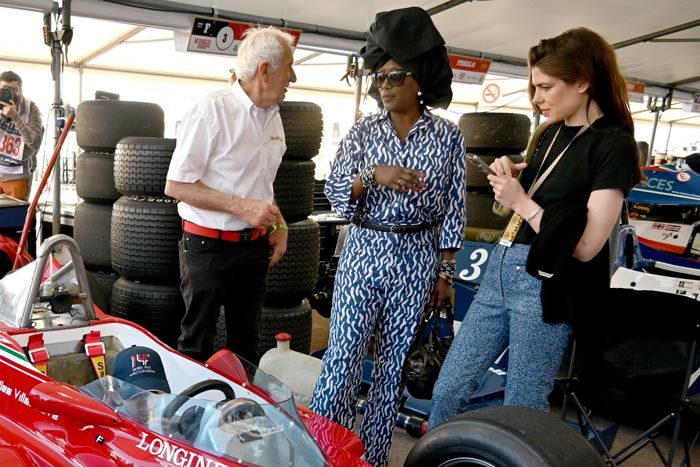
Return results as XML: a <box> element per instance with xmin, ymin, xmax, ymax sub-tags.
<box><xmin>136</xmin><ymin>432</ymin><xmax>227</xmax><ymax>467</ymax></box>
<box><xmin>0</xmin><ymin>380</ymin><xmax>30</xmax><ymax>406</ymax></box>
<box><xmin>0</xmin><ymin>379</ymin><xmax>12</xmax><ymax>396</ymax></box>
<box><xmin>630</xmin><ymin>203</ymin><xmax>651</xmax><ymax>214</ymax></box>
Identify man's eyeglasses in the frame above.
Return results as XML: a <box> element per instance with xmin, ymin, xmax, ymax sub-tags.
<box><xmin>372</xmin><ymin>70</ymin><xmax>413</xmax><ymax>88</ymax></box>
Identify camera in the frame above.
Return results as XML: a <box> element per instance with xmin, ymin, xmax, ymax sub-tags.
<box><xmin>0</xmin><ymin>88</ymin><xmax>14</xmax><ymax>107</ymax></box>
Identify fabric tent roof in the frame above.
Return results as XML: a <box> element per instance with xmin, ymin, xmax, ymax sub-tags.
<box><xmin>1</xmin><ymin>0</ymin><xmax>699</xmax><ymax>131</ymax></box>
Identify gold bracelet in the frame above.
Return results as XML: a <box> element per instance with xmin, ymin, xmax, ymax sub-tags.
<box><xmin>274</xmin><ymin>223</ymin><xmax>288</xmax><ymax>231</ymax></box>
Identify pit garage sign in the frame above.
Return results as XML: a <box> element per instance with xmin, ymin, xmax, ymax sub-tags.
<box><xmin>627</xmin><ymin>81</ymin><xmax>645</xmax><ymax>104</ymax></box>
<box><xmin>683</xmin><ymin>93</ymin><xmax>700</xmax><ymax>113</ymax></box>
<box><xmin>187</xmin><ymin>17</ymin><xmax>301</xmax><ymax>56</ymax></box>
<box><xmin>449</xmin><ymin>54</ymin><xmax>491</xmax><ymax>85</ymax></box>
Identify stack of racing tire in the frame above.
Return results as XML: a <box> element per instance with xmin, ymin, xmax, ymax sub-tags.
<box><xmin>110</xmin><ymin>136</ymin><xmax>184</xmax><ymax>348</ymax></box>
<box><xmin>73</xmin><ymin>100</ymin><xmax>165</xmax><ymax>316</ymax></box>
<box><xmin>215</xmin><ymin>101</ymin><xmax>323</xmax><ymax>356</ymax></box>
<box><xmin>458</xmin><ymin>112</ymin><xmax>532</xmax><ymax>243</ymax></box>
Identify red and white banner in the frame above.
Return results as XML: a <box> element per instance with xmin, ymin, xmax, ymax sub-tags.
<box><xmin>627</xmin><ymin>81</ymin><xmax>645</xmax><ymax>104</ymax></box>
<box><xmin>449</xmin><ymin>54</ymin><xmax>491</xmax><ymax>85</ymax></box>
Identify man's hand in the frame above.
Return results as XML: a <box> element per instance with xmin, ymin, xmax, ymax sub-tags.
<box><xmin>0</xmin><ymin>99</ymin><xmax>19</xmax><ymax>121</ymax></box>
<box><xmin>268</xmin><ymin>226</ymin><xmax>288</xmax><ymax>267</ymax></box>
<box><xmin>236</xmin><ymin>199</ymin><xmax>279</xmax><ymax>229</ymax></box>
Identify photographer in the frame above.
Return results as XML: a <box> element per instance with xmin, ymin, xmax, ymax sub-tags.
<box><xmin>0</xmin><ymin>71</ymin><xmax>44</xmax><ymax>201</ymax></box>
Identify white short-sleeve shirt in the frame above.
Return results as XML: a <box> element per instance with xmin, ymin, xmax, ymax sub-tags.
<box><xmin>167</xmin><ymin>82</ymin><xmax>286</xmax><ymax>230</ymax></box>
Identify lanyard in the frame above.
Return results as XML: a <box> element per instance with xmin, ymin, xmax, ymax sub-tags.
<box><xmin>499</xmin><ymin>123</ymin><xmax>589</xmax><ymax>247</ymax></box>
<box><xmin>526</xmin><ymin>123</ymin><xmax>589</xmax><ymax>197</ymax></box>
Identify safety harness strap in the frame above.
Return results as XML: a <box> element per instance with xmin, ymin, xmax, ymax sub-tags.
<box><xmin>27</xmin><ymin>333</ymin><xmax>49</xmax><ymax>375</ymax></box>
<box><xmin>83</xmin><ymin>330</ymin><xmax>107</xmax><ymax>378</ymax></box>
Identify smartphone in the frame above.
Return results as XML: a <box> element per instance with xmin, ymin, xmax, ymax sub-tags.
<box><xmin>466</xmin><ymin>153</ymin><xmax>496</xmax><ymax>176</ymax></box>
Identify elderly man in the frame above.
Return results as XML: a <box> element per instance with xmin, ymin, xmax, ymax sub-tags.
<box><xmin>165</xmin><ymin>27</ymin><xmax>296</xmax><ymax>364</ymax></box>
<box><xmin>0</xmin><ymin>71</ymin><xmax>44</xmax><ymax>201</ymax></box>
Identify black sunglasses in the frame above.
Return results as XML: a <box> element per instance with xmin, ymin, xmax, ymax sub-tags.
<box><xmin>372</xmin><ymin>70</ymin><xmax>413</xmax><ymax>88</ymax></box>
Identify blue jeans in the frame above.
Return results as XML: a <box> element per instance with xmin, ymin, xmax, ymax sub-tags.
<box><xmin>429</xmin><ymin>243</ymin><xmax>571</xmax><ymax>428</ymax></box>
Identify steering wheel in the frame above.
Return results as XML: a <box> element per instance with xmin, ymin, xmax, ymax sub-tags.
<box><xmin>162</xmin><ymin>379</ymin><xmax>237</xmax><ymax>440</ymax></box>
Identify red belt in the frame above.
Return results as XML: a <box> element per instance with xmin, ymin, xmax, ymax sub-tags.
<box><xmin>183</xmin><ymin>220</ymin><xmax>267</xmax><ymax>242</ymax></box>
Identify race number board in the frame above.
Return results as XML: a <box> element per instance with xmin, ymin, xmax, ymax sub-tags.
<box><xmin>453</xmin><ymin>241</ymin><xmax>494</xmax><ymax>324</ymax></box>
<box><xmin>456</xmin><ymin>240</ymin><xmax>494</xmax><ymax>285</ymax></box>
<box><xmin>0</xmin><ymin>116</ymin><xmax>24</xmax><ymax>175</ymax></box>
<box><xmin>187</xmin><ymin>17</ymin><xmax>301</xmax><ymax>56</ymax></box>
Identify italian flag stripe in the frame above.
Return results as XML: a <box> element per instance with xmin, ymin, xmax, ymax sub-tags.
<box><xmin>0</xmin><ymin>341</ymin><xmax>29</xmax><ymax>362</ymax></box>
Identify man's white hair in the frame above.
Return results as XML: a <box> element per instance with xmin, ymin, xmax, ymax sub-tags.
<box><xmin>233</xmin><ymin>27</ymin><xmax>295</xmax><ymax>81</ymax></box>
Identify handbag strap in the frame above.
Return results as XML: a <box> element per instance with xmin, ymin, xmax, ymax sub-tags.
<box><xmin>425</xmin><ymin>302</ymin><xmax>455</xmax><ymax>338</ymax></box>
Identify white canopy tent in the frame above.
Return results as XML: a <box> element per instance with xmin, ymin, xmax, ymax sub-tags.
<box><xmin>1</xmin><ymin>0</ymin><xmax>699</xmax><ymax>159</ymax></box>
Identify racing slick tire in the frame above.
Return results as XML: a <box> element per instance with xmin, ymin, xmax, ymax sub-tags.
<box><xmin>312</xmin><ymin>179</ymin><xmax>332</xmax><ymax>212</ymax></box>
<box><xmin>74</xmin><ymin>201</ymin><xmax>113</xmax><ymax>271</ymax></box>
<box><xmin>263</xmin><ymin>218</ymin><xmax>320</xmax><ymax>307</ymax></box>
<box><xmin>76</xmin><ymin>100</ymin><xmax>164</xmax><ymax>153</ymax></box>
<box><xmin>405</xmin><ymin>406</ymin><xmax>605</xmax><ymax>467</ymax></box>
<box><xmin>85</xmin><ymin>269</ymin><xmax>119</xmax><ymax>314</ymax></box>
<box><xmin>258</xmin><ymin>300</ymin><xmax>312</xmax><ymax>355</ymax></box>
<box><xmin>458</xmin><ymin>112</ymin><xmax>531</xmax><ymax>155</ymax></box>
<box><xmin>279</xmin><ymin>101</ymin><xmax>323</xmax><ymax>160</ymax></box>
<box><xmin>75</xmin><ymin>152</ymin><xmax>121</xmax><ymax>202</ymax></box>
<box><xmin>466</xmin><ymin>154</ymin><xmax>524</xmax><ymax>189</ymax></box>
<box><xmin>111</xmin><ymin>277</ymin><xmax>185</xmax><ymax>347</ymax></box>
<box><xmin>110</xmin><ymin>195</ymin><xmax>181</xmax><ymax>282</ymax></box>
<box><xmin>467</xmin><ymin>192</ymin><xmax>510</xmax><ymax>231</ymax></box>
<box><xmin>273</xmin><ymin>160</ymin><xmax>315</xmax><ymax>222</ymax></box>
<box><xmin>114</xmin><ymin>137</ymin><xmax>176</xmax><ymax>196</ymax></box>
<box><xmin>214</xmin><ymin>302</ymin><xmax>313</xmax><ymax>356</ymax></box>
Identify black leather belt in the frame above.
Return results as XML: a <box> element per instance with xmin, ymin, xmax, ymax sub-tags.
<box><xmin>352</xmin><ymin>218</ymin><xmax>439</xmax><ymax>234</ymax></box>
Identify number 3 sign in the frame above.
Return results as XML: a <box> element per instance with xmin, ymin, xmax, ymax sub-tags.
<box><xmin>456</xmin><ymin>241</ymin><xmax>494</xmax><ymax>284</ymax></box>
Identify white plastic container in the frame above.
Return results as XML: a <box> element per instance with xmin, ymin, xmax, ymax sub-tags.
<box><xmin>258</xmin><ymin>333</ymin><xmax>323</xmax><ymax>408</ymax></box>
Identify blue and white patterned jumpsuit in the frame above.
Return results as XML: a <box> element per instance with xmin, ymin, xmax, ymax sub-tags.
<box><xmin>310</xmin><ymin>109</ymin><xmax>466</xmax><ymax>467</ymax></box>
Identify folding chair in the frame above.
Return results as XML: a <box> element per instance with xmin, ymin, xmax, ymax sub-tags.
<box><xmin>561</xmin><ymin>285</ymin><xmax>700</xmax><ymax>467</ymax></box>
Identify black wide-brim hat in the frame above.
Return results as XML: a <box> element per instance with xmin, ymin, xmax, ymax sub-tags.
<box><xmin>360</xmin><ymin>6</ymin><xmax>453</xmax><ymax>109</ymax></box>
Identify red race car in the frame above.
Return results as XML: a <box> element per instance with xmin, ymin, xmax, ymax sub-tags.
<box><xmin>0</xmin><ymin>234</ymin><xmax>369</xmax><ymax>467</ymax></box>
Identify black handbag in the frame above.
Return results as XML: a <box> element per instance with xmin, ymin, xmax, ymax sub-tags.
<box><xmin>402</xmin><ymin>302</ymin><xmax>455</xmax><ymax>400</ymax></box>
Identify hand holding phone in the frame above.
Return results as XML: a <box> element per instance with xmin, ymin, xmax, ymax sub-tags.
<box><xmin>466</xmin><ymin>153</ymin><xmax>496</xmax><ymax>176</ymax></box>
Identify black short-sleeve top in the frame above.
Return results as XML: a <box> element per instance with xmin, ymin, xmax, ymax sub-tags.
<box><xmin>514</xmin><ymin>116</ymin><xmax>638</xmax><ymax>244</ymax></box>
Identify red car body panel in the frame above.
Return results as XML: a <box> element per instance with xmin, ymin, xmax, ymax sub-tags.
<box><xmin>0</xmin><ymin>235</ymin><xmax>369</xmax><ymax>467</ymax></box>
<box><xmin>0</xmin><ymin>319</ymin><xmax>370</xmax><ymax>467</ymax></box>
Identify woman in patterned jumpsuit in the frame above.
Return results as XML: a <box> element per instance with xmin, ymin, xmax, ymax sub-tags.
<box><xmin>310</xmin><ymin>7</ymin><xmax>466</xmax><ymax>466</ymax></box>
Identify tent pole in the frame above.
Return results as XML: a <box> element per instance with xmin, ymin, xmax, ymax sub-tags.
<box><xmin>648</xmin><ymin>106</ymin><xmax>661</xmax><ymax>166</ymax></box>
<box><xmin>354</xmin><ymin>57</ymin><xmax>363</xmax><ymax>122</ymax></box>
<box><xmin>44</xmin><ymin>0</ymin><xmax>73</xmax><ymax>235</ymax></box>
<box><xmin>50</xmin><ymin>4</ymin><xmax>63</xmax><ymax>235</ymax></box>
<box><xmin>664</xmin><ymin>122</ymin><xmax>673</xmax><ymax>155</ymax></box>
<box><xmin>645</xmin><ymin>92</ymin><xmax>673</xmax><ymax>166</ymax></box>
